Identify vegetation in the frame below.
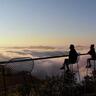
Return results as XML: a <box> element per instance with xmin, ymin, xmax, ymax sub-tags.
<box><xmin>1</xmin><ymin>68</ymin><xmax>96</xmax><ymax>96</ymax></box>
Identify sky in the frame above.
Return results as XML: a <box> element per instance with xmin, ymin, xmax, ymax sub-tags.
<box><xmin>0</xmin><ymin>0</ymin><xmax>96</xmax><ymax>47</ymax></box>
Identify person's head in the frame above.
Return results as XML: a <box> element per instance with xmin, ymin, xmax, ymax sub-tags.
<box><xmin>69</xmin><ymin>44</ymin><xmax>75</xmax><ymax>50</ymax></box>
<box><xmin>90</xmin><ymin>44</ymin><xmax>94</xmax><ymax>49</ymax></box>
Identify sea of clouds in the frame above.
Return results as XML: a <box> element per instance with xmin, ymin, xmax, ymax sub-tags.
<box><xmin>0</xmin><ymin>46</ymin><xmax>94</xmax><ymax>79</ymax></box>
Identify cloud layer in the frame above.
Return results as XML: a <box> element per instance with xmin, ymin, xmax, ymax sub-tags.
<box><xmin>0</xmin><ymin>46</ymin><xmax>92</xmax><ymax>79</ymax></box>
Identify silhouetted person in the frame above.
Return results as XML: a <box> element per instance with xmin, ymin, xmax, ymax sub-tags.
<box><xmin>60</xmin><ymin>44</ymin><xmax>78</xmax><ymax>72</ymax></box>
<box><xmin>86</xmin><ymin>44</ymin><xmax>96</xmax><ymax>68</ymax></box>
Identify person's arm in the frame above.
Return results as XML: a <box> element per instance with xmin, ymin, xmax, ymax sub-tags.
<box><xmin>87</xmin><ymin>50</ymin><xmax>91</xmax><ymax>54</ymax></box>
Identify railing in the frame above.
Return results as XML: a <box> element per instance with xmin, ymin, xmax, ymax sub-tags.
<box><xmin>0</xmin><ymin>53</ymin><xmax>87</xmax><ymax>96</ymax></box>
<box><xmin>0</xmin><ymin>53</ymin><xmax>86</xmax><ymax>65</ymax></box>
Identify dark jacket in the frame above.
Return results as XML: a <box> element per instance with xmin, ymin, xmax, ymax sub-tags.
<box><xmin>69</xmin><ymin>49</ymin><xmax>78</xmax><ymax>63</ymax></box>
<box><xmin>88</xmin><ymin>48</ymin><xmax>96</xmax><ymax>59</ymax></box>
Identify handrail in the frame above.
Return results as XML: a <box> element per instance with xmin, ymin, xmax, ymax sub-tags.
<box><xmin>0</xmin><ymin>53</ymin><xmax>87</xmax><ymax>65</ymax></box>
<box><xmin>0</xmin><ymin>53</ymin><xmax>87</xmax><ymax>96</ymax></box>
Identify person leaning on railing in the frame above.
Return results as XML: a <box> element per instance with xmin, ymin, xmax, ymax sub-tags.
<box><xmin>86</xmin><ymin>44</ymin><xmax>96</xmax><ymax>68</ymax></box>
<box><xmin>60</xmin><ymin>44</ymin><xmax>78</xmax><ymax>72</ymax></box>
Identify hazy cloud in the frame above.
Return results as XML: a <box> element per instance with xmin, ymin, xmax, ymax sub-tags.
<box><xmin>0</xmin><ymin>46</ymin><xmax>92</xmax><ymax>79</ymax></box>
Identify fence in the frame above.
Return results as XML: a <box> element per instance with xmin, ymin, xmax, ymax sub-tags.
<box><xmin>0</xmin><ymin>54</ymin><xmax>87</xmax><ymax>96</ymax></box>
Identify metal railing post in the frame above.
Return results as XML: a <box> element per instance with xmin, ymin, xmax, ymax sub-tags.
<box><xmin>2</xmin><ymin>66</ymin><xmax>7</xmax><ymax>96</ymax></box>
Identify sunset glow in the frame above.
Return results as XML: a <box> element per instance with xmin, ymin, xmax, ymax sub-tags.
<box><xmin>0</xmin><ymin>0</ymin><xmax>96</xmax><ymax>47</ymax></box>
